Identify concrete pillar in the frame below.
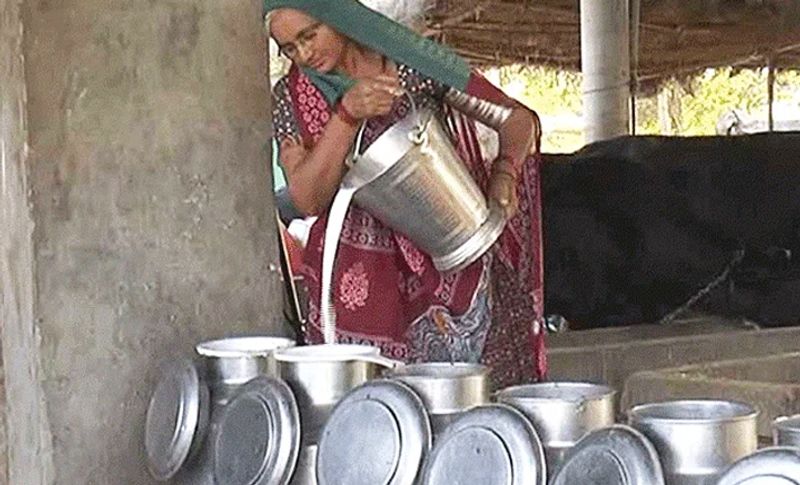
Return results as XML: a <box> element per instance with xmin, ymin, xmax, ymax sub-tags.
<box><xmin>0</xmin><ymin>0</ymin><xmax>281</xmax><ymax>482</ymax></box>
<box><xmin>580</xmin><ymin>0</ymin><xmax>631</xmax><ymax>143</ymax></box>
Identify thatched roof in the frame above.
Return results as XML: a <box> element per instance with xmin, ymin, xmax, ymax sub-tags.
<box><xmin>429</xmin><ymin>0</ymin><xmax>800</xmax><ymax>88</ymax></box>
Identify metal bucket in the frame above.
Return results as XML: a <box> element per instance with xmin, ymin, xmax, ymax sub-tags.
<box><xmin>289</xmin><ymin>444</ymin><xmax>318</xmax><ymax>485</ymax></box>
<box><xmin>195</xmin><ymin>336</ymin><xmax>295</xmax><ymax>405</ymax></box>
<box><xmin>342</xmin><ymin>98</ymin><xmax>506</xmax><ymax>273</ymax></box>
<box><xmin>496</xmin><ymin>382</ymin><xmax>616</xmax><ymax>477</ymax></box>
<box><xmin>774</xmin><ymin>415</ymin><xmax>800</xmax><ymax>447</ymax></box>
<box><xmin>629</xmin><ymin>400</ymin><xmax>758</xmax><ymax>485</ymax></box>
<box><xmin>274</xmin><ymin>344</ymin><xmax>401</xmax><ymax>445</ymax></box>
<box><xmin>389</xmin><ymin>362</ymin><xmax>489</xmax><ymax>439</ymax></box>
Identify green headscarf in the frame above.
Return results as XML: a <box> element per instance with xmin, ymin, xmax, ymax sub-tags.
<box><xmin>264</xmin><ymin>0</ymin><xmax>471</xmax><ymax>104</ymax></box>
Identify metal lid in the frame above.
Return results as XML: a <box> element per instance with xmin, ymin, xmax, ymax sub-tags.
<box><xmin>145</xmin><ymin>359</ymin><xmax>210</xmax><ymax>481</ymax></box>
<box><xmin>419</xmin><ymin>404</ymin><xmax>546</xmax><ymax>485</ymax></box>
<box><xmin>550</xmin><ymin>425</ymin><xmax>665</xmax><ymax>485</ymax></box>
<box><xmin>213</xmin><ymin>376</ymin><xmax>300</xmax><ymax>485</ymax></box>
<box><xmin>317</xmin><ymin>379</ymin><xmax>431</xmax><ymax>485</ymax></box>
<box><xmin>716</xmin><ymin>447</ymin><xmax>800</xmax><ymax>485</ymax></box>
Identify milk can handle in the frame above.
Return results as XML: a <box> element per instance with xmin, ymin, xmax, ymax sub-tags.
<box><xmin>348</xmin><ymin>91</ymin><xmax>430</xmax><ymax>167</ymax></box>
<box><xmin>348</xmin><ymin>122</ymin><xmax>369</xmax><ymax>168</ymax></box>
<box><xmin>406</xmin><ymin>91</ymin><xmax>433</xmax><ymax>143</ymax></box>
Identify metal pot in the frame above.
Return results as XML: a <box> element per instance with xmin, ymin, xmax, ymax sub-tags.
<box><xmin>389</xmin><ymin>362</ymin><xmax>488</xmax><ymax>438</ymax></box>
<box><xmin>774</xmin><ymin>415</ymin><xmax>800</xmax><ymax>447</ymax></box>
<box><xmin>274</xmin><ymin>344</ymin><xmax>401</xmax><ymax>444</ymax></box>
<box><xmin>629</xmin><ymin>399</ymin><xmax>758</xmax><ymax>485</ymax></box>
<box><xmin>495</xmin><ymin>382</ymin><xmax>616</xmax><ymax>477</ymax></box>
<box><xmin>342</xmin><ymin>97</ymin><xmax>505</xmax><ymax>273</ymax></box>
<box><xmin>289</xmin><ymin>445</ymin><xmax>318</xmax><ymax>485</ymax></box>
<box><xmin>196</xmin><ymin>336</ymin><xmax>295</xmax><ymax>405</ymax></box>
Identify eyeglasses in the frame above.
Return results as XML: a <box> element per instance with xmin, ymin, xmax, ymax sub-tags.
<box><xmin>278</xmin><ymin>22</ymin><xmax>322</xmax><ymax>59</ymax></box>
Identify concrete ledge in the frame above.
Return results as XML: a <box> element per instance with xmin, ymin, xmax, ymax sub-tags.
<box><xmin>621</xmin><ymin>352</ymin><xmax>800</xmax><ymax>437</ymax></box>
<box><xmin>548</xmin><ymin>324</ymin><xmax>800</xmax><ymax>406</ymax></box>
<box><xmin>548</xmin><ymin>317</ymin><xmax>752</xmax><ymax>349</ymax></box>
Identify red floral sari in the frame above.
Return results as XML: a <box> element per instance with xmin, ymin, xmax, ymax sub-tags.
<box><xmin>274</xmin><ymin>64</ymin><xmax>546</xmax><ymax>388</ymax></box>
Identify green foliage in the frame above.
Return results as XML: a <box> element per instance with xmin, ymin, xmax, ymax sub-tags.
<box><xmin>484</xmin><ymin>65</ymin><xmax>800</xmax><ymax>152</ymax></box>
<box><xmin>681</xmin><ymin>69</ymin><xmax>765</xmax><ymax>135</ymax></box>
<box><xmin>495</xmin><ymin>66</ymin><xmax>583</xmax><ymax>114</ymax></box>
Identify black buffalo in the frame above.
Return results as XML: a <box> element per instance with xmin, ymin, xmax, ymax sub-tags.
<box><xmin>542</xmin><ymin>133</ymin><xmax>800</xmax><ymax>329</ymax></box>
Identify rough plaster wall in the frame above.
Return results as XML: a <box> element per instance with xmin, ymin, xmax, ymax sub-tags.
<box><xmin>1</xmin><ymin>0</ymin><xmax>281</xmax><ymax>482</ymax></box>
<box><xmin>1</xmin><ymin>0</ymin><xmax>52</xmax><ymax>483</ymax></box>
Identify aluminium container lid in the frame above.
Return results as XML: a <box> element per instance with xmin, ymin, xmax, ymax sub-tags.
<box><xmin>145</xmin><ymin>359</ymin><xmax>210</xmax><ymax>481</ymax></box>
<box><xmin>715</xmin><ymin>447</ymin><xmax>800</xmax><ymax>485</ymax></box>
<box><xmin>550</xmin><ymin>425</ymin><xmax>665</xmax><ymax>485</ymax></box>
<box><xmin>212</xmin><ymin>376</ymin><xmax>300</xmax><ymax>485</ymax></box>
<box><xmin>419</xmin><ymin>403</ymin><xmax>546</xmax><ymax>485</ymax></box>
<box><xmin>316</xmin><ymin>379</ymin><xmax>431</xmax><ymax>485</ymax></box>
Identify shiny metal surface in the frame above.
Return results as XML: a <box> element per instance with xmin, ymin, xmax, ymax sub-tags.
<box><xmin>443</xmin><ymin>87</ymin><xmax>514</xmax><ymax>129</ymax></box>
<box><xmin>550</xmin><ymin>424</ymin><xmax>665</xmax><ymax>485</ymax></box>
<box><xmin>213</xmin><ymin>376</ymin><xmax>300</xmax><ymax>485</ymax></box>
<box><xmin>389</xmin><ymin>363</ymin><xmax>488</xmax><ymax>413</ymax></box>
<box><xmin>274</xmin><ymin>345</ymin><xmax>394</xmax><ymax>444</ymax></box>
<box><xmin>290</xmin><ymin>445</ymin><xmax>318</xmax><ymax>485</ymax></box>
<box><xmin>496</xmin><ymin>382</ymin><xmax>616</xmax><ymax>476</ymax></box>
<box><xmin>629</xmin><ymin>400</ymin><xmax>758</xmax><ymax>485</ymax></box>
<box><xmin>774</xmin><ymin>415</ymin><xmax>800</xmax><ymax>447</ymax></box>
<box><xmin>342</xmin><ymin>103</ymin><xmax>505</xmax><ymax>273</ymax></box>
<box><xmin>317</xmin><ymin>380</ymin><xmax>431</xmax><ymax>485</ymax></box>
<box><xmin>172</xmin><ymin>405</ymin><xmax>226</xmax><ymax>485</ymax></box>
<box><xmin>716</xmin><ymin>447</ymin><xmax>800</xmax><ymax>484</ymax></box>
<box><xmin>432</xmin><ymin>203</ymin><xmax>506</xmax><ymax>272</ymax></box>
<box><xmin>145</xmin><ymin>359</ymin><xmax>210</xmax><ymax>481</ymax></box>
<box><xmin>196</xmin><ymin>336</ymin><xmax>295</xmax><ymax>391</ymax></box>
<box><xmin>419</xmin><ymin>404</ymin><xmax>546</xmax><ymax>485</ymax></box>
<box><xmin>390</xmin><ymin>363</ymin><xmax>489</xmax><ymax>441</ymax></box>
<box><xmin>429</xmin><ymin>413</ymin><xmax>461</xmax><ymax>441</ymax></box>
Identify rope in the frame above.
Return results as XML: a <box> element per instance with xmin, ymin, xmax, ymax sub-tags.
<box><xmin>658</xmin><ymin>248</ymin><xmax>746</xmax><ymax>325</ymax></box>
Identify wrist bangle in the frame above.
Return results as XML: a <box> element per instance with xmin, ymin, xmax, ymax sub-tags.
<box><xmin>336</xmin><ymin>103</ymin><xmax>359</xmax><ymax>126</ymax></box>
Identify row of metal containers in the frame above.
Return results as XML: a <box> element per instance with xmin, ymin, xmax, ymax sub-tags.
<box><xmin>144</xmin><ymin>336</ymin><xmax>800</xmax><ymax>484</ymax></box>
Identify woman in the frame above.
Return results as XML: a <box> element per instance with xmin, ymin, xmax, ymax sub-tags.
<box><xmin>267</xmin><ymin>0</ymin><xmax>545</xmax><ymax>388</ymax></box>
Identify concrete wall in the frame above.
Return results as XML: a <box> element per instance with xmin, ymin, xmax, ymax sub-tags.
<box><xmin>0</xmin><ymin>0</ymin><xmax>281</xmax><ymax>482</ymax></box>
<box><xmin>1</xmin><ymin>0</ymin><xmax>28</xmax><ymax>482</ymax></box>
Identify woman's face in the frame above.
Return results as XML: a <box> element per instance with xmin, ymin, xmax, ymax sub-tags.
<box><xmin>270</xmin><ymin>9</ymin><xmax>347</xmax><ymax>72</ymax></box>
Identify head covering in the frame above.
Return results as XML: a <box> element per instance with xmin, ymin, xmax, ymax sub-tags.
<box><xmin>264</xmin><ymin>0</ymin><xmax>470</xmax><ymax>104</ymax></box>
<box><xmin>360</xmin><ymin>0</ymin><xmax>432</xmax><ymax>32</ymax></box>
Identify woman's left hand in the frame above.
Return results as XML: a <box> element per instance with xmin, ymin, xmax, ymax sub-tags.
<box><xmin>279</xmin><ymin>135</ymin><xmax>308</xmax><ymax>174</ymax></box>
<box><xmin>489</xmin><ymin>169</ymin><xmax>518</xmax><ymax>219</ymax></box>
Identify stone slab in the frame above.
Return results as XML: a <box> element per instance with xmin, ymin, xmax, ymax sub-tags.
<box><xmin>622</xmin><ymin>352</ymin><xmax>800</xmax><ymax>437</ymax></box>
<box><xmin>548</xmin><ymin>316</ymin><xmax>752</xmax><ymax>348</ymax></box>
<box><xmin>547</xmin><ymin>325</ymin><xmax>800</xmax><ymax>410</ymax></box>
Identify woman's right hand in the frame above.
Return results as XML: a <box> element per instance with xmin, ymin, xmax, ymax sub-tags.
<box><xmin>340</xmin><ymin>75</ymin><xmax>402</xmax><ymax>120</ymax></box>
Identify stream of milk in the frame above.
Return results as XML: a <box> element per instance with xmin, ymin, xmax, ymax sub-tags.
<box><xmin>319</xmin><ymin>187</ymin><xmax>357</xmax><ymax>343</ymax></box>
